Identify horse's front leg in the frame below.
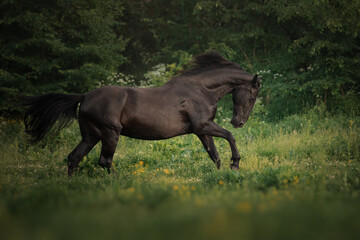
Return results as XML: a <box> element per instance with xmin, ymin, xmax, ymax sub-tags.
<box><xmin>197</xmin><ymin>135</ymin><xmax>221</xmax><ymax>169</ymax></box>
<box><xmin>194</xmin><ymin>122</ymin><xmax>240</xmax><ymax>170</ymax></box>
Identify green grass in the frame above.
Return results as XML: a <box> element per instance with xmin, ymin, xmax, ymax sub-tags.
<box><xmin>0</xmin><ymin>101</ymin><xmax>359</xmax><ymax>240</ymax></box>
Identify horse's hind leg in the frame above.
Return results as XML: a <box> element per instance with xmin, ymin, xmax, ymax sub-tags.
<box><xmin>98</xmin><ymin>129</ymin><xmax>121</xmax><ymax>173</ymax></box>
<box><xmin>68</xmin><ymin>137</ymin><xmax>99</xmax><ymax>176</ymax></box>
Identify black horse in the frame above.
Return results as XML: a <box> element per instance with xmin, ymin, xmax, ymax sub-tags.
<box><xmin>24</xmin><ymin>52</ymin><xmax>261</xmax><ymax>176</ymax></box>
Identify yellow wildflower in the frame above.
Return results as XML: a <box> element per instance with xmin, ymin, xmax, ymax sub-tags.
<box><xmin>293</xmin><ymin>176</ymin><xmax>299</xmax><ymax>184</ymax></box>
<box><xmin>195</xmin><ymin>199</ymin><xmax>204</xmax><ymax>207</ymax></box>
<box><xmin>236</xmin><ymin>201</ymin><xmax>252</xmax><ymax>213</ymax></box>
<box><xmin>164</xmin><ymin>169</ymin><xmax>170</xmax><ymax>174</ymax></box>
<box><xmin>218</xmin><ymin>180</ymin><xmax>224</xmax><ymax>186</ymax></box>
<box><xmin>272</xmin><ymin>189</ymin><xmax>278</xmax><ymax>196</ymax></box>
<box><xmin>173</xmin><ymin>185</ymin><xmax>179</xmax><ymax>191</ymax></box>
<box><xmin>137</xmin><ymin>194</ymin><xmax>144</xmax><ymax>201</ymax></box>
<box><xmin>349</xmin><ymin>119</ymin><xmax>354</xmax><ymax>127</ymax></box>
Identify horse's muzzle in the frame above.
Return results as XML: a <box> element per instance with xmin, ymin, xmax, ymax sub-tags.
<box><xmin>230</xmin><ymin>118</ymin><xmax>245</xmax><ymax>128</ymax></box>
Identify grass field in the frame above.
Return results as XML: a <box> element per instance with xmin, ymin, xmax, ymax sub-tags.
<box><xmin>0</xmin><ymin>98</ymin><xmax>359</xmax><ymax>240</ymax></box>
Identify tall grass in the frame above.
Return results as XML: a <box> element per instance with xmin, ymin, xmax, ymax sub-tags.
<box><xmin>0</xmin><ymin>99</ymin><xmax>359</xmax><ymax>240</ymax></box>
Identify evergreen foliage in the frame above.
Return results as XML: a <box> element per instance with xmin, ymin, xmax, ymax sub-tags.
<box><xmin>0</xmin><ymin>0</ymin><xmax>127</xmax><ymax>115</ymax></box>
<box><xmin>0</xmin><ymin>0</ymin><xmax>359</xmax><ymax>117</ymax></box>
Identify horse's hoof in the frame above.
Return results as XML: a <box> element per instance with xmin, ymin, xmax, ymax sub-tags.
<box><xmin>216</xmin><ymin>160</ymin><xmax>221</xmax><ymax>169</ymax></box>
<box><xmin>111</xmin><ymin>167</ymin><xmax>119</xmax><ymax>176</ymax></box>
<box><xmin>230</xmin><ymin>163</ymin><xmax>239</xmax><ymax>170</ymax></box>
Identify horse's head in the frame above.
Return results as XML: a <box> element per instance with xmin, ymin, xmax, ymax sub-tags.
<box><xmin>230</xmin><ymin>75</ymin><xmax>261</xmax><ymax>128</ymax></box>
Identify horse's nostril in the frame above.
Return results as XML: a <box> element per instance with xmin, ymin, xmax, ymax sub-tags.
<box><xmin>230</xmin><ymin>119</ymin><xmax>244</xmax><ymax>128</ymax></box>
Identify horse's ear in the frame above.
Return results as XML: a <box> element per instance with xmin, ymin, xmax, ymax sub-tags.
<box><xmin>252</xmin><ymin>75</ymin><xmax>260</xmax><ymax>88</ymax></box>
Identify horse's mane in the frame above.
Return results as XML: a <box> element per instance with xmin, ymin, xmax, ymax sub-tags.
<box><xmin>181</xmin><ymin>51</ymin><xmax>243</xmax><ymax>76</ymax></box>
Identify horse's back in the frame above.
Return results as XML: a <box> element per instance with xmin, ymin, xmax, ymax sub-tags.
<box><xmin>80</xmin><ymin>86</ymin><xmax>127</xmax><ymax>114</ymax></box>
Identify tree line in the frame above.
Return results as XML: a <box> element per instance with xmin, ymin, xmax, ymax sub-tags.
<box><xmin>1</xmin><ymin>0</ymin><xmax>359</xmax><ymax>118</ymax></box>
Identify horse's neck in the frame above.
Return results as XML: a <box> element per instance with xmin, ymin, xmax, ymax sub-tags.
<box><xmin>200</xmin><ymin>70</ymin><xmax>252</xmax><ymax>101</ymax></box>
<box><xmin>201</xmin><ymin>72</ymin><xmax>237</xmax><ymax>101</ymax></box>
<box><xmin>208</xmin><ymin>83</ymin><xmax>234</xmax><ymax>101</ymax></box>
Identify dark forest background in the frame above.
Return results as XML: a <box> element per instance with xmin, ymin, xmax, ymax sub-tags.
<box><xmin>1</xmin><ymin>0</ymin><xmax>359</xmax><ymax>119</ymax></box>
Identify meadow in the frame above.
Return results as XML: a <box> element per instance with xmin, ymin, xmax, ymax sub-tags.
<box><xmin>0</xmin><ymin>97</ymin><xmax>359</xmax><ymax>240</ymax></box>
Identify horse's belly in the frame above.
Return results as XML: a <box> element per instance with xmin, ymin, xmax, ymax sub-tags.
<box><xmin>121</xmin><ymin>119</ymin><xmax>189</xmax><ymax>140</ymax></box>
<box><xmin>119</xmin><ymin>90</ymin><xmax>190</xmax><ymax>140</ymax></box>
<box><xmin>121</xmin><ymin>126</ymin><xmax>183</xmax><ymax>140</ymax></box>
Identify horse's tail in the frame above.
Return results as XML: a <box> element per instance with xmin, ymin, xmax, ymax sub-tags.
<box><xmin>23</xmin><ymin>93</ymin><xmax>84</xmax><ymax>144</ymax></box>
